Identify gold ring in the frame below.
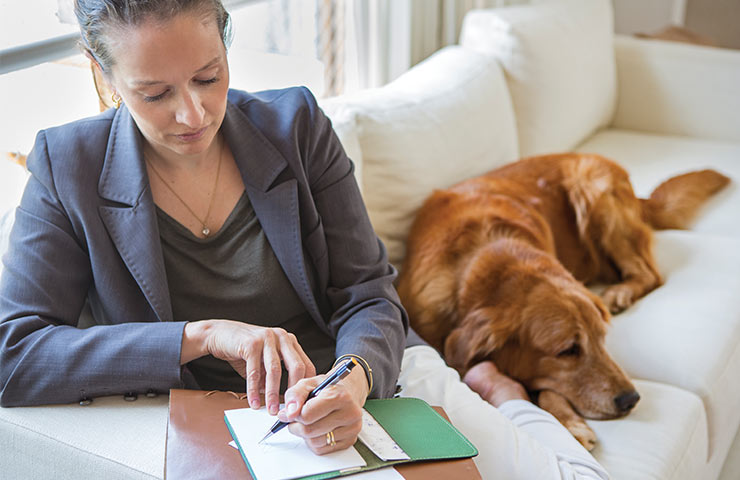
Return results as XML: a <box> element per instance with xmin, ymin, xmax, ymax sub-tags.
<box><xmin>326</xmin><ymin>431</ymin><xmax>336</xmax><ymax>447</ymax></box>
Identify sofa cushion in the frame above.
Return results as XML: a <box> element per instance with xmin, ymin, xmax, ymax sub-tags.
<box><xmin>589</xmin><ymin>380</ymin><xmax>708</xmax><ymax>480</ymax></box>
<box><xmin>334</xmin><ymin>46</ymin><xmax>519</xmax><ymax>266</ymax></box>
<box><xmin>578</xmin><ymin>129</ymin><xmax>740</xmax><ymax>474</ymax></box>
<box><xmin>0</xmin><ymin>395</ymin><xmax>168</xmax><ymax>479</ymax></box>
<box><xmin>719</xmin><ymin>428</ymin><xmax>740</xmax><ymax>480</ymax></box>
<box><xmin>460</xmin><ymin>0</ymin><xmax>616</xmax><ymax>157</ymax></box>
<box><xmin>579</xmin><ymin>129</ymin><xmax>740</xmax><ymax>238</ymax></box>
<box><xmin>582</xmin><ymin>227</ymin><xmax>740</xmax><ymax>476</ymax></box>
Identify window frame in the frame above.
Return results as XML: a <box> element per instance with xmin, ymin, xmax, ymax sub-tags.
<box><xmin>0</xmin><ymin>0</ymin><xmax>259</xmax><ymax>75</ymax></box>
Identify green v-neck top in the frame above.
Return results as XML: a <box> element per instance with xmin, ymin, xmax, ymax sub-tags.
<box><xmin>156</xmin><ymin>190</ymin><xmax>335</xmax><ymax>392</ymax></box>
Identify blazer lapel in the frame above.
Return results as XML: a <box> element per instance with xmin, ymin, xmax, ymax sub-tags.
<box><xmin>222</xmin><ymin>101</ymin><xmax>324</xmax><ymax>325</ymax></box>
<box><xmin>97</xmin><ymin>106</ymin><xmax>173</xmax><ymax>322</ymax></box>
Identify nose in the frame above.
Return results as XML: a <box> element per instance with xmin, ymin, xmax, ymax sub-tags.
<box><xmin>175</xmin><ymin>90</ymin><xmax>205</xmax><ymax>128</ymax></box>
<box><xmin>614</xmin><ymin>390</ymin><xmax>640</xmax><ymax>413</ymax></box>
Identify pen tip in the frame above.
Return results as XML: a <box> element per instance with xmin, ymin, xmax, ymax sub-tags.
<box><xmin>258</xmin><ymin>432</ymin><xmax>270</xmax><ymax>445</ymax></box>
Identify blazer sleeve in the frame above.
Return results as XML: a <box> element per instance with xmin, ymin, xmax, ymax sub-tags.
<box><xmin>0</xmin><ymin>130</ymin><xmax>187</xmax><ymax>407</ymax></box>
<box><xmin>297</xmin><ymin>88</ymin><xmax>409</xmax><ymax>398</ymax></box>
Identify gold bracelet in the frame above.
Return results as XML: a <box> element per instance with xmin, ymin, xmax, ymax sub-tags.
<box><xmin>334</xmin><ymin>354</ymin><xmax>373</xmax><ymax>394</ymax></box>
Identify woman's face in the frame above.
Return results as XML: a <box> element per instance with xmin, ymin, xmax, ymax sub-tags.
<box><xmin>107</xmin><ymin>12</ymin><xmax>230</xmax><ymax>158</ymax></box>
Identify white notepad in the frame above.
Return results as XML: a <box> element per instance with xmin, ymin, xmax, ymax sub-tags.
<box><xmin>225</xmin><ymin>407</ymin><xmax>367</xmax><ymax>480</ymax></box>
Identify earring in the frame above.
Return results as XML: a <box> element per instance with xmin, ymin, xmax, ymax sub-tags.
<box><xmin>111</xmin><ymin>92</ymin><xmax>122</xmax><ymax>109</ymax></box>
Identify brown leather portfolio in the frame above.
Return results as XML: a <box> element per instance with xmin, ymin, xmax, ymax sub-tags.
<box><xmin>165</xmin><ymin>389</ymin><xmax>481</xmax><ymax>480</ymax></box>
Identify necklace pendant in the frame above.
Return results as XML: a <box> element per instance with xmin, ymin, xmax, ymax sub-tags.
<box><xmin>202</xmin><ymin>226</ymin><xmax>210</xmax><ymax>237</ymax></box>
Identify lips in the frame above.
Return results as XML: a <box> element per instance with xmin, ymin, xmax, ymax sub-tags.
<box><xmin>175</xmin><ymin>127</ymin><xmax>207</xmax><ymax>142</ymax></box>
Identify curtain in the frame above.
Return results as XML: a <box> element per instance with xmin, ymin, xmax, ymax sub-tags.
<box><xmin>411</xmin><ymin>0</ymin><xmax>528</xmax><ymax>67</ymax></box>
<box><xmin>343</xmin><ymin>0</ymin><xmax>527</xmax><ymax>92</ymax></box>
<box><xmin>317</xmin><ymin>0</ymin><xmax>346</xmax><ymax>96</ymax></box>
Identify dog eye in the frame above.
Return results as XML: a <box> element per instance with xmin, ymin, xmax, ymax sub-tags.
<box><xmin>557</xmin><ymin>343</ymin><xmax>581</xmax><ymax>357</ymax></box>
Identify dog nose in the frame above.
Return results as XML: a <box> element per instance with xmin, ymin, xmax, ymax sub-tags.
<box><xmin>614</xmin><ymin>390</ymin><xmax>640</xmax><ymax>413</ymax></box>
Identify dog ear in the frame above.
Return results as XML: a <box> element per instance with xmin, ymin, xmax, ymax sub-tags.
<box><xmin>562</xmin><ymin>157</ymin><xmax>613</xmax><ymax>263</ymax></box>
<box><xmin>444</xmin><ymin>307</ymin><xmax>516</xmax><ymax>372</ymax></box>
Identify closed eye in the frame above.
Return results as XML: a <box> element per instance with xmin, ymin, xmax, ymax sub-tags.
<box><xmin>144</xmin><ymin>90</ymin><xmax>168</xmax><ymax>103</ymax></box>
<box><xmin>197</xmin><ymin>77</ymin><xmax>219</xmax><ymax>85</ymax></box>
<box><xmin>142</xmin><ymin>77</ymin><xmax>219</xmax><ymax>103</ymax></box>
<box><xmin>557</xmin><ymin>343</ymin><xmax>581</xmax><ymax>358</ymax></box>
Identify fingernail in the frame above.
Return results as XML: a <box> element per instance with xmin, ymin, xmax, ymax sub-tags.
<box><xmin>269</xmin><ymin>403</ymin><xmax>278</xmax><ymax>415</ymax></box>
<box><xmin>250</xmin><ymin>398</ymin><xmax>260</xmax><ymax>409</ymax></box>
<box><xmin>287</xmin><ymin>402</ymin><xmax>298</xmax><ymax>414</ymax></box>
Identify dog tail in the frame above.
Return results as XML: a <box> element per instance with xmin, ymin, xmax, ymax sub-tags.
<box><xmin>641</xmin><ymin>169</ymin><xmax>730</xmax><ymax>230</ymax></box>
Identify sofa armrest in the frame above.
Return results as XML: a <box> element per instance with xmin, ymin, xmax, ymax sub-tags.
<box><xmin>612</xmin><ymin>35</ymin><xmax>740</xmax><ymax>143</ymax></box>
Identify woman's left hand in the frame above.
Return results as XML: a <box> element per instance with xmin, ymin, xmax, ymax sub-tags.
<box><xmin>277</xmin><ymin>364</ymin><xmax>369</xmax><ymax>454</ymax></box>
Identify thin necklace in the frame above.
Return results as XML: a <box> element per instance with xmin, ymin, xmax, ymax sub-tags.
<box><xmin>145</xmin><ymin>135</ymin><xmax>224</xmax><ymax>237</ymax></box>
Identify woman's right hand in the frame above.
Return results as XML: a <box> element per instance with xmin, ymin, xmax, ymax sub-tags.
<box><xmin>181</xmin><ymin>320</ymin><xmax>316</xmax><ymax>415</ymax></box>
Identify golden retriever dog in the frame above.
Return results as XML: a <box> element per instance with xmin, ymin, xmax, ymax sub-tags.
<box><xmin>397</xmin><ymin>153</ymin><xmax>729</xmax><ymax>449</ymax></box>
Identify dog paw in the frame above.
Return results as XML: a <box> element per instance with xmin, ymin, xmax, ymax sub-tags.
<box><xmin>566</xmin><ymin>420</ymin><xmax>597</xmax><ymax>451</ymax></box>
<box><xmin>602</xmin><ymin>285</ymin><xmax>635</xmax><ymax>314</ymax></box>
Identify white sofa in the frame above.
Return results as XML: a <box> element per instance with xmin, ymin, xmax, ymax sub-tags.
<box><xmin>1</xmin><ymin>1</ymin><xmax>739</xmax><ymax>478</ymax></box>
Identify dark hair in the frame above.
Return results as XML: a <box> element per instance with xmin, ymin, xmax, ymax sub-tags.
<box><xmin>74</xmin><ymin>0</ymin><xmax>232</xmax><ymax>73</ymax></box>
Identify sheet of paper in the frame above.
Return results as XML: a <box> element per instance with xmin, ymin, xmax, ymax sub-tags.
<box><xmin>225</xmin><ymin>407</ymin><xmax>367</xmax><ymax>480</ymax></box>
<box><xmin>228</xmin><ymin>441</ymin><xmax>402</xmax><ymax>479</ymax></box>
<box><xmin>346</xmin><ymin>467</ymin><xmax>405</xmax><ymax>480</ymax></box>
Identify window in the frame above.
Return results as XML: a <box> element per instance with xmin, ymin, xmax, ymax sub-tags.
<box><xmin>0</xmin><ymin>0</ymin><xmax>342</xmax><ymax>156</ymax></box>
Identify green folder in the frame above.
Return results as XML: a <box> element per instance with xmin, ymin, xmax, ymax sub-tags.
<box><xmin>224</xmin><ymin>397</ymin><xmax>478</xmax><ymax>480</ymax></box>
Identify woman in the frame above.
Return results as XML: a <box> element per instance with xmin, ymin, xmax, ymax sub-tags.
<box><xmin>0</xmin><ymin>1</ymin><xmax>608</xmax><ymax>477</ymax></box>
<box><xmin>1</xmin><ymin>0</ymin><xmax>390</xmax><ymax>455</ymax></box>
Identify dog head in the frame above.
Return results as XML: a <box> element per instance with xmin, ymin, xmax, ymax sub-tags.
<box><xmin>444</xmin><ymin>244</ymin><xmax>639</xmax><ymax>419</ymax></box>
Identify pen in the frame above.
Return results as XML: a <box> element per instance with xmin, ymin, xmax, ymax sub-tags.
<box><xmin>257</xmin><ymin>357</ymin><xmax>358</xmax><ymax>444</ymax></box>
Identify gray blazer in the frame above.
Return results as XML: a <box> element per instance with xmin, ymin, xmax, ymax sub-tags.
<box><xmin>0</xmin><ymin>88</ymin><xmax>408</xmax><ymax>407</ymax></box>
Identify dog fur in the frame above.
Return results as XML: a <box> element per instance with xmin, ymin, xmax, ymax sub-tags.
<box><xmin>397</xmin><ymin>153</ymin><xmax>729</xmax><ymax>449</ymax></box>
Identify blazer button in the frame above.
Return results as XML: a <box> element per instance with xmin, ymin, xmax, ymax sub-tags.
<box><xmin>79</xmin><ymin>398</ymin><xmax>93</xmax><ymax>406</ymax></box>
<box><xmin>124</xmin><ymin>392</ymin><xmax>138</xmax><ymax>401</ymax></box>
<box><xmin>146</xmin><ymin>389</ymin><xmax>158</xmax><ymax>398</ymax></box>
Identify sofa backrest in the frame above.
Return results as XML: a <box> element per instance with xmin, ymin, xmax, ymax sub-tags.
<box><xmin>612</xmin><ymin>35</ymin><xmax>740</xmax><ymax>144</ymax></box>
<box><xmin>323</xmin><ymin>46</ymin><xmax>519</xmax><ymax>267</ymax></box>
<box><xmin>460</xmin><ymin>0</ymin><xmax>616</xmax><ymax>157</ymax></box>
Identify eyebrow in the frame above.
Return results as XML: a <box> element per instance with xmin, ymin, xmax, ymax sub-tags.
<box><xmin>131</xmin><ymin>56</ymin><xmax>221</xmax><ymax>86</ymax></box>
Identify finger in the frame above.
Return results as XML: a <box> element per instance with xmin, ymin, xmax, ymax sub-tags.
<box><xmin>287</xmin><ymin>410</ymin><xmax>362</xmax><ymax>441</ymax></box>
<box><xmin>245</xmin><ymin>342</ymin><xmax>263</xmax><ymax>409</ymax></box>
<box><xmin>262</xmin><ymin>330</ymin><xmax>282</xmax><ymax>415</ymax></box>
<box><xmin>295</xmin><ymin>338</ymin><xmax>317</xmax><ymax>378</ymax></box>
<box><xmin>278</xmin><ymin>376</ymin><xmax>322</xmax><ymax>423</ymax></box>
<box><xmin>308</xmin><ymin>436</ymin><xmax>356</xmax><ymax>455</ymax></box>
<box><xmin>299</xmin><ymin>384</ymin><xmax>361</xmax><ymax>425</ymax></box>
<box><xmin>283</xmin><ymin>329</ymin><xmax>316</xmax><ymax>380</ymax></box>
<box><xmin>277</xmin><ymin>332</ymin><xmax>312</xmax><ymax>388</ymax></box>
<box><xmin>302</xmin><ymin>424</ymin><xmax>362</xmax><ymax>455</ymax></box>
<box><xmin>228</xmin><ymin>359</ymin><xmax>247</xmax><ymax>379</ymax></box>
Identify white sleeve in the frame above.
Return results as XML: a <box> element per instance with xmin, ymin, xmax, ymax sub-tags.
<box><xmin>498</xmin><ymin>400</ymin><xmax>609</xmax><ymax>479</ymax></box>
<box><xmin>398</xmin><ymin>345</ymin><xmax>610</xmax><ymax>480</ymax></box>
